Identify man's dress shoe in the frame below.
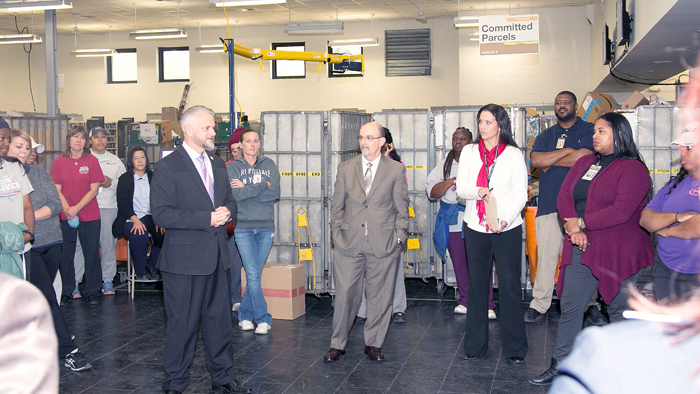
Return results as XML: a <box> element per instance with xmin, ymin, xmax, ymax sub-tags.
<box><xmin>364</xmin><ymin>346</ymin><xmax>385</xmax><ymax>361</ymax></box>
<box><xmin>323</xmin><ymin>348</ymin><xmax>345</xmax><ymax>362</ymax></box>
<box><xmin>212</xmin><ymin>379</ymin><xmax>252</xmax><ymax>393</ymax></box>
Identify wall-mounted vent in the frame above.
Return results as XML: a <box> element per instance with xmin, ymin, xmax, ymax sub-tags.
<box><xmin>385</xmin><ymin>28</ymin><xmax>431</xmax><ymax>77</ymax></box>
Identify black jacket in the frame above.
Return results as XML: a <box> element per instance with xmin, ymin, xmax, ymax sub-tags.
<box><xmin>112</xmin><ymin>170</ymin><xmax>154</xmax><ymax>238</ymax></box>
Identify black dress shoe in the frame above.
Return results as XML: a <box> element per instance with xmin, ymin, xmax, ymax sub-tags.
<box><xmin>355</xmin><ymin>316</ymin><xmax>366</xmax><ymax>324</ymax></box>
<box><xmin>87</xmin><ymin>294</ymin><xmax>99</xmax><ymax>305</ymax></box>
<box><xmin>60</xmin><ymin>295</ymin><xmax>71</xmax><ymax>306</ymax></box>
<box><xmin>507</xmin><ymin>356</ymin><xmax>525</xmax><ymax>364</ymax></box>
<box><xmin>164</xmin><ymin>390</ymin><xmax>181</xmax><ymax>394</ymax></box>
<box><xmin>323</xmin><ymin>348</ymin><xmax>345</xmax><ymax>362</ymax></box>
<box><xmin>529</xmin><ymin>357</ymin><xmax>561</xmax><ymax>385</ymax></box>
<box><xmin>584</xmin><ymin>305</ymin><xmax>608</xmax><ymax>327</ymax></box>
<box><xmin>212</xmin><ymin>379</ymin><xmax>252</xmax><ymax>393</ymax></box>
<box><xmin>463</xmin><ymin>354</ymin><xmax>478</xmax><ymax>360</ymax></box>
<box><xmin>364</xmin><ymin>346</ymin><xmax>385</xmax><ymax>361</ymax></box>
<box><xmin>392</xmin><ymin>312</ymin><xmax>406</xmax><ymax>323</ymax></box>
<box><xmin>524</xmin><ymin>307</ymin><xmax>545</xmax><ymax>323</ymax></box>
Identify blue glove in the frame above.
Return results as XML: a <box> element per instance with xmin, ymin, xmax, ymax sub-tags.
<box><xmin>68</xmin><ymin>216</ymin><xmax>80</xmax><ymax>228</ymax></box>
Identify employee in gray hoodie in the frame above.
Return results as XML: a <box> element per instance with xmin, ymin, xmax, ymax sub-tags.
<box><xmin>226</xmin><ymin>129</ymin><xmax>280</xmax><ymax>335</ymax></box>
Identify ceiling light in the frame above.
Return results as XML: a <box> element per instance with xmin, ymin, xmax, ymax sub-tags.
<box><xmin>211</xmin><ymin>0</ymin><xmax>285</xmax><ymax>6</ymax></box>
<box><xmin>0</xmin><ymin>34</ymin><xmax>42</xmax><ymax>44</ymax></box>
<box><xmin>72</xmin><ymin>48</ymin><xmax>115</xmax><ymax>57</ymax></box>
<box><xmin>454</xmin><ymin>17</ymin><xmax>479</xmax><ymax>28</ymax></box>
<box><xmin>329</xmin><ymin>38</ymin><xmax>379</xmax><ymax>47</ymax></box>
<box><xmin>285</xmin><ymin>22</ymin><xmax>344</xmax><ymax>34</ymax></box>
<box><xmin>196</xmin><ymin>44</ymin><xmax>225</xmax><ymax>53</ymax></box>
<box><xmin>129</xmin><ymin>28</ymin><xmax>187</xmax><ymax>40</ymax></box>
<box><xmin>0</xmin><ymin>0</ymin><xmax>72</xmax><ymax>11</ymax></box>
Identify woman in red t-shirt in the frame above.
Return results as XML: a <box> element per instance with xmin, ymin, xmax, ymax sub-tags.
<box><xmin>50</xmin><ymin>125</ymin><xmax>104</xmax><ymax>306</ymax></box>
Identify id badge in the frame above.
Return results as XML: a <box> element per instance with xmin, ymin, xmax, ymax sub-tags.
<box><xmin>582</xmin><ymin>165</ymin><xmax>601</xmax><ymax>181</ymax></box>
<box><xmin>556</xmin><ymin>136</ymin><xmax>566</xmax><ymax>149</ymax></box>
<box><xmin>253</xmin><ymin>174</ymin><xmax>262</xmax><ymax>184</ymax></box>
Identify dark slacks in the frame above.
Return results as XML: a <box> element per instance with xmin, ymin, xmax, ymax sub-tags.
<box><xmin>59</xmin><ymin>219</ymin><xmax>102</xmax><ymax>298</ymax></box>
<box><xmin>653</xmin><ymin>259</ymin><xmax>700</xmax><ymax>304</ymax></box>
<box><xmin>161</xmin><ymin>251</ymin><xmax>236</xmax><ymax>392</ymax></box>
<box><xmin>554</xmin><ymin>247</ymin><xmax>644</xmax><ymax>359</ymax></box>
<box><xmin>30</xmin><ymin>243</ymin><xmax>76</xmax><ymax>358</ymax></box>
<box><xmin>227</xmin><ymin>233</ymin><xmax>243</xmax><ymax>305</ymax></box>
<box><xmin>463</xmin><ymin>224</ymin><xmax>527</xmax><ymax>358</ymax></box>
<box><xmin>122</xmin><ymin>215</ymin><xmax>164</xmax><ymax>274</ymax></box>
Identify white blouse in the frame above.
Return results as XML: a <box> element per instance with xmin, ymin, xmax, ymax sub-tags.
<box><xmin>455</xmin><ymin>144</ymin><xmax>528</xmax><ymax>234</ymax></box>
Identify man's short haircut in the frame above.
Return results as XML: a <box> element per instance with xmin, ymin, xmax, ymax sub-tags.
<box><xmin>557</xmin><ymin>91</ymin><xmax>577</xmax><ymax>104</ymax></box>
<box><xmin>180</xmin><ymin>105</ymin><xmax>215</xmax><ymax>130</ymax></box>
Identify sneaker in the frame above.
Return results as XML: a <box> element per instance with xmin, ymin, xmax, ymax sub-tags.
<box><xmin>392</xmin><ymin>312</ymin><xmax>406</xmax><ymax>323</ymax></box>
<box><xmin>231</xmin><ymin>302</ymin><xmax>240</xmax><ymax>312</ymax></box>
<box><xmin>102</xmin><ymin>281</ymin><xmax>115</xmax><ymax>295</ymax></box>
<box><xmin>488</xmin><ymin>309</ymin><xmax>497</xmax><ymax>320</ymax></box>
<box><xmin>454</xmin><ymin>305</ymin><xmax>467</xmax><ymax>314</ymax></box>
<box><xmin>524</xmin><ymin>307</ymin><xmax>545</xmax><ymax>323</ymax></box>
<box><xmin>255</xmin><ymin>322</ymin><xmax>271</xmax><ymax>335</ymax></box>
<box><xmin>239</xmin><ymin>320</ymin><xmax>254</xmax><ymax>331</ymax></box>
<box><xmin>135</xmin><ymin>273</ymin><xmax>150</xmax><ymax>281</ymax></box>
<box><xmin>72</xmin><ymin>284</ymin><xmax>82</xmax><ymax>299</ymax></box>
<box><xmin>64</xmin><ymin>348</ymin><xmax>92</xmax><ymax>371</ymax></box>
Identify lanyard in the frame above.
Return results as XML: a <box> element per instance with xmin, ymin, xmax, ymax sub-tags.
<box><xmin>484</xmin><ymin>144</ymin><xmax>499</xmax><ymax>187</ymax></box>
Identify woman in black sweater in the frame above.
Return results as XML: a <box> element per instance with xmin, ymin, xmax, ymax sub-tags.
<box><xmin>112</xmin><ymin>147</ymin><xmax>164</xmax><ymax>280</ymax></box>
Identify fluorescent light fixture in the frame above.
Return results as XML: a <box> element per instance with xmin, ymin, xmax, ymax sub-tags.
<box><xmin>284</xmin><ymin>22</ymin><xmax>344</xmax><ymax>34</ymax></box>
<box><xmin>129</xmin><ymin>28</ymin><xmax>187</xmax><ymax>40</ymax></box>
<box><xmin>0</xmin><ymin>0</ymin><xmax>72</xmax><ymax>11</ymax></box>
<box><xmin>196</xmin><ymin>44</ymin><xmax>225</xmax><ymax>53</ymax></box>
<box><xmin>454</xmin><ymin>17</ymin><xmax>479</xmax><ymax>28</ymax></box>
<box><xmin>72</xmin><ymin>48</ymin><xmax>115</xmax><ymax>57</ymax></box>
<box><xmin>329</xmin><ymin>38</ymin><xmax>379</xmax><ymax>47</ymax></box>
<box><xmin>0</xmin><ymin>34</ymin><xmax>42</xmax><ymax>44</ymax></box>
<box><xmin>211</xmin><ymin>0</ymin><xmax>286</xmax><ymax>6</ymax></box>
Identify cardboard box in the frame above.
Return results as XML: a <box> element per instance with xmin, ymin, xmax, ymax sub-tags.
<box><xmin>621</xmin><ymin>91</ymin><xmax>649</xmax><ymax>109</ymax></box>
<box><xmin>576</xmin><ymin>92</ymin><xmax>621</xmax><ymax>122</ymax></box>
<box><xmin>162</xmin><ymin>121</ymin><xmax>182</xmax><ymax>143</ymax></box>
<box><xmin>242</xmin><ymin>264</ymin><xmax>306</xmax><ymax>320</ymax></box>
<box><xmin>162</xmin><ymin>107</ymin><xmax>179</xmax><ymax>123</ymax></box>
<box><xmin>528</xmin><ymin>178</ymin><xmax>539</xmax><ymax>199</ymax></box>
<box><xmin>525</xmin><ymin>136</ymin><xmax>537</xmax><ymax>173</ymax></box>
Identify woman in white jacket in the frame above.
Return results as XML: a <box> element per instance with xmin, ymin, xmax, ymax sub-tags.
<box><xmin>456</xmin><ymin>104</ymin><xmax>529</xmax><ymax>363</ymax></box>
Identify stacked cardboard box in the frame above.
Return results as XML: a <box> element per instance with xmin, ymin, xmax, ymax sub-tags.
<box><xmin>576</xmin><ymin>92</ymin><xmax>621</xmax><ymax>122</ymax></box>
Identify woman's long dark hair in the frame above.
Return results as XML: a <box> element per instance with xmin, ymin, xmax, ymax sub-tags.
<box><xmin>443</xmin><ymin>127</ymin><xmax>472</xmax><ymax>180</ymax></box>
<box><xmin>382</xmin><ymin>127</ymin><xmax>402</xmax><ymax>162</ymax></box>
<box><xmin>598</xmin><ymin>112</ymin><xmax>653</xmax><ymax>201</ymax></box>
<box><xmin>61</xmin><ymin>124</ymin><xmax>90</xmax><ymax>158</ymax></box>
<box><xmin>665</xmin><ymin>167</ymin><xmax>690</xmax><ymax>196</ymax></box>
<box><xmin>126</xmin><ymin>146</ymin><xmax>150</xmax><ymax>174</ymax></box>
<box><xmin>475</xmin><ymin>104</ymin><xmax>519</xmax><ymax>148</ymax></box>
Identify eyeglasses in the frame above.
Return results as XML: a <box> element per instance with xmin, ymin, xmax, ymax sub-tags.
<box><xmin>357</xmin><ymin>136</ymin><xmax>383</xmax><ymax>142</ymax></box>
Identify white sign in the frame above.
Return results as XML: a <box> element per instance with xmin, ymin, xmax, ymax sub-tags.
<box><xmin>479</xmin><ymin>14</ymin><xmax>539</xmax><ymax>56</ymax></box>
<box><xmin>140</xmin><ymin>123</ymin><xmax>159</xmax><ymax>144</ymax></box>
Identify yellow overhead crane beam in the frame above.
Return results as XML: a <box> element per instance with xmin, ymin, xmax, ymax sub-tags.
<box><xmin>225</xmin><ymin>41</ymin><xmax>365</xmax><ymax>72</ymax></box>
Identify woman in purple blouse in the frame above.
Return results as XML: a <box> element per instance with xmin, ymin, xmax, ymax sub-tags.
<box><xmin>530</xmin><ymin>112</ymin><xmax>653</xmax><ymax>386</ymax></box>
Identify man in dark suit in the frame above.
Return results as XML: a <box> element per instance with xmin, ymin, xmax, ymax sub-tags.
<box><xmin>151</xmin><ymin>106</ymin><xmax>251</xmax><ymax>394</ymax></box>
<box><xmin>324</xmin><ymin>122</ymin><xmax>409</xmax><ymax>362</ymax></box>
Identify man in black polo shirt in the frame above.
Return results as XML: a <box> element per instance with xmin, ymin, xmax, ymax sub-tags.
<box><xmin>524</xmin><ymin>91</ymin><xmax>606</xmax><ymax>325</ymax></box>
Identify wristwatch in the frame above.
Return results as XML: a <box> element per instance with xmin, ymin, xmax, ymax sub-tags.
<box><xmin>22</xmin><ymin>230</ymin><xmax>35</xmax><ymax>244</ymax></box>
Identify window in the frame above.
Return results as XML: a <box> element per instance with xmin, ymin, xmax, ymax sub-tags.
<box><xmin>158</xmin><ymin>46</ymin><xmax>190</xmax><ymax>82</ymax></box>
<box><xmin>107</xmin><ymin>48</ymin><xmax>137</xmax><ymax>84</ymax></box>
<box><xmin>327</xmin><ymin>45</ymin><xmax>364</xmax><ymax>78</ymax></box>
<box><xmin>271</xmin><ymin>42</ymin><xmax>305</xmax><ymax>79</ymax></box>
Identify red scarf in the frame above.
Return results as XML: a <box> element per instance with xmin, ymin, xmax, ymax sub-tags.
<box><xmin>476</xmin><ymin>139</ymin><xmax>506</xmax><ymax>229</ymax></box>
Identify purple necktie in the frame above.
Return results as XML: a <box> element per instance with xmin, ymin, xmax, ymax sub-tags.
<box><xmin>197</xmin><ymin>154</ymin><xmax>215</xmax><ymax>205</ymax></box>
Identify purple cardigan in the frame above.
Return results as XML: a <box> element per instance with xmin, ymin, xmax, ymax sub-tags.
<box><xmin>556</xmin><ymin>154</ymin><xmax>653</xmax><ymax>304</ymax></box>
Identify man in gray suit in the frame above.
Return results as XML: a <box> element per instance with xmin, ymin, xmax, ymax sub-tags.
<box><xmin>151</xmin><ymin>106</ymin><xmax>250</xmax><ymax>394</ymax></box>
<box><xmin>324</xmin><ymin>122</ymin><xmax>409</xmax><ymax>362</ymax></box>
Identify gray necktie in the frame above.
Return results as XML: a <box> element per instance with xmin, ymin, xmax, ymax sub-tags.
<box><xmin>364</xmin><ymin>163</ymin><xmax>372</xmax><ymax>194</ymax></box>
<box><xmin>364</xmin><ymin>163</ymin><xmax>372</xmax><ymax>236</ymax></box>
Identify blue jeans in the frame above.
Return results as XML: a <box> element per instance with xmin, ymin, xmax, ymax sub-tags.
<box><xmin>235</xmin><ymin>228</ymin><xmax>274</xmax><ymax>325</ymax></box>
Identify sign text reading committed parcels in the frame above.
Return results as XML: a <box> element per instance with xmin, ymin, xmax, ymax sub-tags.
<box><xmin>480</xmin><ymin>14</ymin><xmax>539</xmax><ymax>56</ymax></box>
